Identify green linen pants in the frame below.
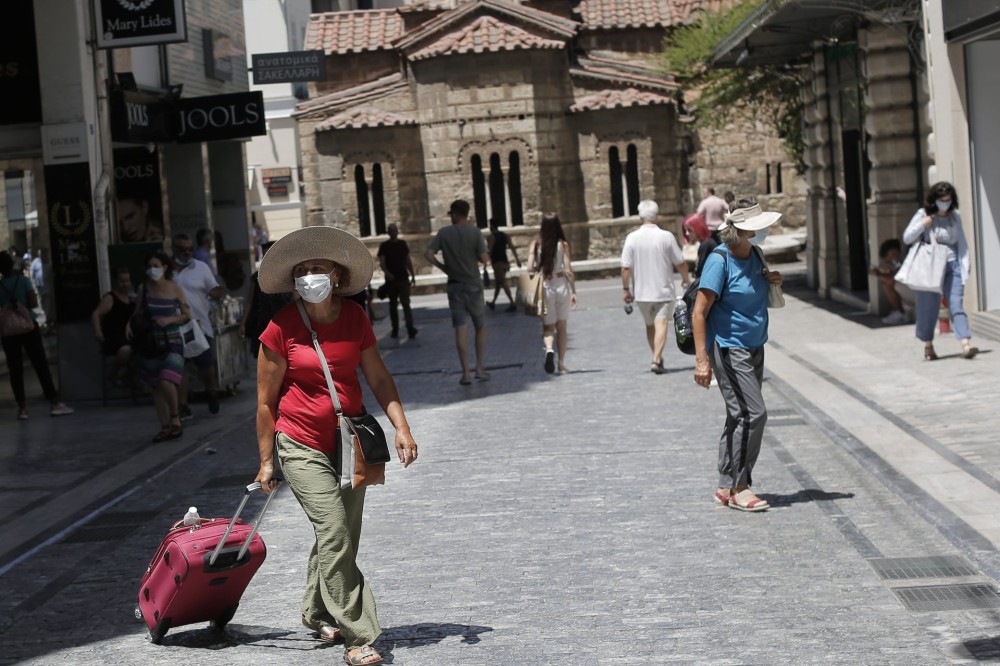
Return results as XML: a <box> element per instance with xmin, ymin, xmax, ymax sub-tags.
<box><xmin>276</xmin><ymin>432</ymin><xmax>382</xmax><ymax>648</ymax></box>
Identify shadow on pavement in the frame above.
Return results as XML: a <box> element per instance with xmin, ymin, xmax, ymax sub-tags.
<box><xmin>758</xmin><ymin>489</ymin><xmax>856</xmax><ymax>507</ymax></box>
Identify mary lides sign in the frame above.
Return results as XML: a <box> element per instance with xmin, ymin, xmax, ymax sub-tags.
<box><xmin>94</xmin><ymin>0</ymin><xmax>187</xmax><ymax>48</ymax></box>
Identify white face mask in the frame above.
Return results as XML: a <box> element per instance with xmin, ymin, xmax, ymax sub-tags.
<box><xmin>175</xmin><ymin>256</ymin><xmax>191</xmax><ymax>267</ymax></box>
<box><xmin>146</xmin><ymin>267</ymin><xmax>163</xmax><ymax>281</ymax></box>
<box><xmin>936</xmin><ymin>200</ymin><xmax>952</xmax><ymax>212</ymax></box>
<box><xmin>295</xmin><ymin>273</ymin><xmax>333</xmax><ymax>303</ymax></box>
<box><xmin>749</xmin><ymin>228</ymin><xmax>768</xmax><ymax>246</ymax></box>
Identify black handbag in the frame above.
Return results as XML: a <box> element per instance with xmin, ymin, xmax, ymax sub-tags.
<box><xmin>129</xmin><ymin>309</ymin><xmax>171</xmax><ymax>359</ymax></box>
<box><xmin>346</xmin><ymin>411</ymin><xmax>392</xmax><ymax>465</ymax></box>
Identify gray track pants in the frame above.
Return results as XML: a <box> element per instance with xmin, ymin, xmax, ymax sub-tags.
<box><xmin>709</xmin><ymin>344</ymin><xmax>767</xmax><ymax>489</ymax></box>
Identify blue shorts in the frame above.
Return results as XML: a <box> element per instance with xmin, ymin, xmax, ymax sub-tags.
<box><xmin>447</xmin><ymin>282</ymin><xmax>486</xmax><ymax>329</ymax></box>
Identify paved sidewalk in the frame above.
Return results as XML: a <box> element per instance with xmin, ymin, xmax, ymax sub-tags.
<box><xmin>0</xmin><ymin>268</ymin><xmax>999</xmax><ymax>664</ymax></box>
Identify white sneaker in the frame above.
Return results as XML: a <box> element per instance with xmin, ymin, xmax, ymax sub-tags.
<box><xmin>881</xmin><ymin>311</ymin><xmax>907</xmax><ymax>325</ymax></box>
<box><xmin>50</xmin><ymin>403</ymin><xmax>74</xmax><ymax>417</ymax></box>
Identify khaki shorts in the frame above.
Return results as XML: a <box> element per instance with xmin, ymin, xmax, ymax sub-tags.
<box><xmin>447</xmin><ymin>282</ymin><xmax>486</xmax><ymax>328</ymax></box>
<box><xmin>635</xmin><ymin>300</ymin><xmax>675</xmax><ymax>326</ymax></box>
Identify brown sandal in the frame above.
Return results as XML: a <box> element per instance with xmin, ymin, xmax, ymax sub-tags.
<box><xmin>152</xmin><ymin>427</ymin><xmax>172</xmax><ymax>443</ymax></box>
<box><xmin>344</xmin><ymin>645</ymin><xmax>382</xmax><ymax>665</ymax></box>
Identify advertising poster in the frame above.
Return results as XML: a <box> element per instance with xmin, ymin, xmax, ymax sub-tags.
<box><xmin>44</xmin><ymin>163</ymin><xmax>99</xmax><ymax>323</ymax></box>
<box><xmin>113</xmin><ymin>147</ymin><xmax>164</xmax><ymax>243</ymax></box>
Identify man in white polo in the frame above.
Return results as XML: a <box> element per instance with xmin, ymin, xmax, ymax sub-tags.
<box><xmin>621</xmin><ymin>200</ymin><xmax>691</xmax><ymax>374</ymax></box>
<box><xmin>172</xmin><ymin>233</ymin><xmax>226</xmax><ymax>418</ymax></box>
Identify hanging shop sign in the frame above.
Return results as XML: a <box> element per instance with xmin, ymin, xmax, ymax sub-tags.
<box><xmin>94</xmin><ymin>0</ymin><xmax>187</xmax><ymax>49</ymax></box>
<box><xmin>44</xmin><ymin>162</ymin><xmax>100</xmax><ymax>323</ymax></box>
<box><xmin>175</xmin><ymin>91</ymin><xmax>265</xmax><ymax>143</ymax></box>
<box><xmin>251</xmin><ymin>50</ymin><xmax>326</xmax><ymax>84</ymax></box>
<box><xmin>0</xmin><ymin>0</ymin><xmax>42</xmax><ymax>125</ymax></box>
<box><xmin>109</xmin><ymin>89</ymin><xmax>175</xmax><ymax>144</ymax></box>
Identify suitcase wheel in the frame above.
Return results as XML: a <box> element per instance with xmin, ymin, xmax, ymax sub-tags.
<box><xmin>148</xmin><ymin>618</ymin><xmax>170</xmax><ymax>644</ymax></box>
<box><xmin>209</xmin><ymin>605</ymin><xmax>238</xmax><ymax>632</ymax></box>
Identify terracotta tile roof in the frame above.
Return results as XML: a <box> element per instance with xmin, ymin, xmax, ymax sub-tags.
<box><xmin>315</xmin><ymin>106</ymin><xmax>416</xmax><ymax>131</ymax></box>
<box><xmin>295</xmin><ymin>72</ymin><xmax>409</xmax><ymax>118</ymax></box>
<box><xmin>569</xmin><ymin>87</ymin><xmax>674</xmax><ymax>112</ymax></box>
<box><xmin>571</xmin><ymin>56</ymin><xmax>678</xmax><ymax>91</ymax></box>
<box><xmin>409</xmin><ymin>14</ymin><xmax>567</xmax><ymax>60</ymax></box>
<box><xmin>305</xmin><ymin>10</ymin><xmax>404</xmax><ymax>55</ymax></box>
<box><xmin>576</xmin><ymin>0</ymin><xmax>735</xmax><ymax>30</ymax></box>
<box><xmin>577</xmin><ymin>0</ymin><xmax>673</xmax><ymax>30</ymax></box>
<box><xmin>397</xmin><ymin>0</ymin><xmax>577</xmax><ymax>52</ymax></box>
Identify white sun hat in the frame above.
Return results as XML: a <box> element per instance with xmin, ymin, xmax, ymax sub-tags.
<box><xmin>717</xmin><ymin>203</ymin><xmax>782</xmax><ymax>231</ymax></box>
<box><xmin>258</xmin><ymin>225</ymin><xmax>374</xmax><ymax>295</ymax></box>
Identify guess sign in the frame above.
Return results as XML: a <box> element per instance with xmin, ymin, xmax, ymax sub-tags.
<box><xmin>175</xmin><ymin>92</ymin><xmax>266</xmax><ymax>143</ymax></box>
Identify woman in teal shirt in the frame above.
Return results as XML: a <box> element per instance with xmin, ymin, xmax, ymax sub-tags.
<box><xmin>691</xmin><ymin>197</ymin><xmax>783</xmax><ymax>513</ymax></box>
<box><xmin>0</xmin><ymin>251</ymin><xmax>73</xmax><ymax>420</ymax></box>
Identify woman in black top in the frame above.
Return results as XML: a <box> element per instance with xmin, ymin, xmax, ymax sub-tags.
<box><xmin>91</xmin><ymin>267</ymin><xmax>137</xmax><ymax>384</ymax></box>
<box><xmin>487</xmin><ymin>218</ymin><xmax>521</xmax><ymax>311</ymax></box>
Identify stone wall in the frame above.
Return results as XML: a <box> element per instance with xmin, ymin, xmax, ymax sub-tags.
<box><xmin>312</xmin><ymin>51</ymin><xmax>400</xmax><ymax>96</ymax></box>
<box><xmin>690</xmin><ymin>114</ymin><xmax>808</xmax><ymax>234</ymax></box>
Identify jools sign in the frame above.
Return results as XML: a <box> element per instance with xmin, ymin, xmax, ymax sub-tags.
<box><xmin>175</xmin><ymin>91</ymin><xmax>266</xmax><ymax>143</ymax></box>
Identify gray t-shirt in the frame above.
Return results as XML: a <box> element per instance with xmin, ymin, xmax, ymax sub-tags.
<box><xmin>428</xmin><ymin>224</ymin><xmax>487</xmax><ymax>286</ymax></box>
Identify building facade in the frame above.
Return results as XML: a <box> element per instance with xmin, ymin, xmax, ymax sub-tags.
<box><xmin>712</xmin><ymin>0</ymin><xmax>1000</xmax><ymax>340</ymax></box>
<box><xmin>0</xmin><ymin>0</ymin><xmax>259</xmax><ymax>400</ymax></box>
<box><xmin>294</xmin><ymin>0</ymin><xmax>806</xmax><ymax>268</ymax></box>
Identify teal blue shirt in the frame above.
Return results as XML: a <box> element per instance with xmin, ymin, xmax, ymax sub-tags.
<box><xmin>699</xmin><ymin>246</ymin><xmax>768</xmax><ymax>349</ymax></box>
<box><xmin>0</xmin><ymin>275</ymin><xmax>37</xmax><ymax>321</ymax></box>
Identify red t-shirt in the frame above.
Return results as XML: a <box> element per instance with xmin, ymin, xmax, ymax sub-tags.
<box><xmin>259</xmin><ymin>300</ymin><xmax>376</xmax><ymax>453</ymax></box>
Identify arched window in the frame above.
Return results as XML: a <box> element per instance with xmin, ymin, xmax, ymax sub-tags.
<box><xmin>354</xmin><ymin>163</ymin><xmax>387</xmax><ymax>237</ymax></box>
<box><xmin>471</xmin><ymin>154</ymin><xmax>487</xmax><ymax>226</ymax></box>
<box><xmin>609</xmin><ymin>146</ymin><xmax>624</xmax><ymax>218</ymax></box>
<box><xmin>371</xmin><ymin>163</ymin><xmax>386</xmax><ymax>236</ymax></box>
<box><xmin>488</xmin><ymin>152</ymin><xmax>505</xmax><ymax>228</ymax></box>
<box><xmin>508</xmin><ymin>151</ymin><xmax>523</xmax><ymax>226</ymax></box>
<box><xmin>355</xmin><ymin>165</ymin><xmax>371</xmax><ymax>237</ymax></box>
<box><xmin>625</xmin><ymin>144</ymin><xmax>640</xmax><ymax>216</ymax></box>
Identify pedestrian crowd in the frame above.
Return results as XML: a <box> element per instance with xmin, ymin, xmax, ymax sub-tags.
<box><xmin>1</xmin><ymin>184</ymin><xmax>986</xmax><ymax>666</ymax></box>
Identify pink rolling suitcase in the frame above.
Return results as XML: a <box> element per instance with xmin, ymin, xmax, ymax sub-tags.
<box><xmin>136</xmin><ymin>481</ymin><xmax>279</xmax><ymax>643</ymax></box>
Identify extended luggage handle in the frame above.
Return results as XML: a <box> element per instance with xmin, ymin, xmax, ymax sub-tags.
<box><xmin>209</xmin><ymin>480</ymin><xmax>282</xmax><ymax>567</ymax></box>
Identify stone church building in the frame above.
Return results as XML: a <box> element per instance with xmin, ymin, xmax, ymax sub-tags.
<box><xmin>295</xmin><ymin>0</ymin><xmax>802</xmax><ymax>265</ymax></box>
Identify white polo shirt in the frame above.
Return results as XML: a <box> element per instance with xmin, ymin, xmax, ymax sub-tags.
<box><xmin>174</xmin><ymin>259</ymin><xmax>219</xmax><ymax>338</ymax></box>
<box><xmin>621</xmin><ymin>224</ymin><xmax>685</xmax><ymax>302</ymax></box>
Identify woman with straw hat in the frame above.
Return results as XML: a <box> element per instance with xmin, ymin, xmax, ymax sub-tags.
<box><xmin>254</xmin><ymin>226</ymin><xmax>418</xmax><ymax>666</ymax></box>
<box><xmin>691</xmin><ymin>196</ymin><xmax>783</xmax><ymax>513</ymax></box>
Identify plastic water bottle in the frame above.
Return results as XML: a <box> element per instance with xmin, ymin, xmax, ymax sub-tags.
<box><xmin>182</xmin><ymin>507</ymin><xmax>201</xmax><ymax>526</ymax></box>
<box><xmin>624</xmin><ymin>303</ymin><xmax>633</xmax><ymax>315</ymax></box>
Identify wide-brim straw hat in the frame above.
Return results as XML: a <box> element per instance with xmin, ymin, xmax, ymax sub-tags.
<box><xmin>258</xmin><ymin>226</ymin><xmax>374</xmax><ymax>295</ymax></box>
<box><xmin>717</xmin><ymin>203</ymin><xmax>782</xmax><ymax>231</ymax></box>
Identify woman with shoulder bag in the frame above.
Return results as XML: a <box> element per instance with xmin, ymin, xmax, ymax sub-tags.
<box><xmin>527</xmin><ymin>213</ymin><xmax>578</xmax><ymax>374</ymax></box>
<box><xmin>254</xmin><ymin>226</ymin><xmax>418</xmax><ymax>666</ymax></box>
<box><xmin>902</xmin><ymin>181</ymin><xmax>978</xmax><ymax>361</ymax></box>
<box><xmin>0</xmin><ymin>251</ymin><xmax>73</xmax><ymax>420</ymax></box>
<box><xmin>127</xmin><ymin>249</ymin><xmax>191</xmax><ymax>442</ymax></box>
<box><xmin>691</xmin><ymin>197</ymin><xmax>783</xmax><ymax>513</ymax></box>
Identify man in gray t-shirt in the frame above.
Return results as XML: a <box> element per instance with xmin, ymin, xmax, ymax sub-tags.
<box><xmin>425</xmin><ymin>199</ymin><xmax>490</xmax><ymax>385</ymax></box>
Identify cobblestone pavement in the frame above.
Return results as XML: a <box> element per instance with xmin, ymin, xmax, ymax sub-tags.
<box><xmin>1</xmin><ymin>269</ymin><xmax>1000</xmax><ymax>664</ymax></box>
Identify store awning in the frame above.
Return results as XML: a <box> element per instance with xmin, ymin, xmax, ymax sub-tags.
<box><xmin>711</xmin><ymin>0</ymin><xmax>918</xmax><ymax>68</ymax></box>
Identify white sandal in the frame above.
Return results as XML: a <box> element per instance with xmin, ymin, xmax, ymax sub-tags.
<box><xmin>729</xmin><ymin>489</ymin><xmax>769</xmax><ymax>512</ymax></box>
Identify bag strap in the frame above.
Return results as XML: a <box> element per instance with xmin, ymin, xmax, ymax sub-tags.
<box><xmin>751</xmin><ymin>245</ymin><xmax>769</xmax><ymax>271</ymax></box>
<box><xmin>296</xmin><ymin>300</ymin><xmax>344</xmax><ymax>421</ymax></box>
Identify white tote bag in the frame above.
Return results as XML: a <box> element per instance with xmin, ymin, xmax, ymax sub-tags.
<box><xmin>179</xmin><ymin>319</ymin><xmax>210</xmax><ymax>358</ymax></box>
<box><xmin>894</xmin><ymin>234</ymin><xmax>948</xmax><ymax>293</ymax></box>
